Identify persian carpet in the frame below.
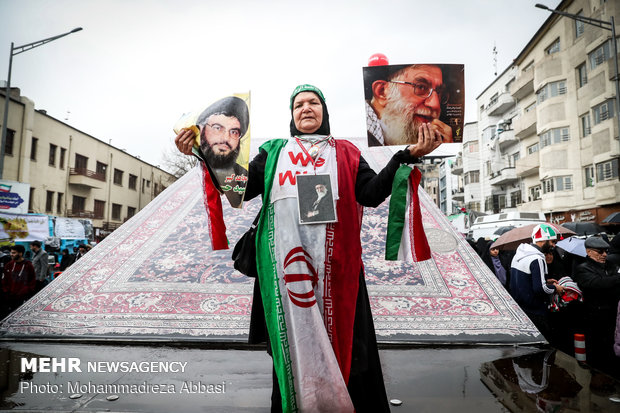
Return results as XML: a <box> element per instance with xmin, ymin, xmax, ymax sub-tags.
<box><xmin>0</xmin><ymin>143</ymin><xmax>543</xmax><ymax>344</ymax></box>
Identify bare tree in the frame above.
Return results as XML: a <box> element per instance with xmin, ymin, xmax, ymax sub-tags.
<box><xmin>161</xmin><ymin>143</ymin><xmax>198</xmax><ymax>178</ymax></box>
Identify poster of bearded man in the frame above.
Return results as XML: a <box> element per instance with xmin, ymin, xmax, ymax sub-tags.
<box><xmin>364</xmin><ymin>64</ymin><xmax>464</xmax><ymax>146</ymax></box>
<box><xmin>173</xmin><ymin>93</ymin><xmax>251</xmax><ymax>208</ymax></box>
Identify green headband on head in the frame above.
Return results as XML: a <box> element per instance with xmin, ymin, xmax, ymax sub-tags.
<box><xmin>290</xmin><ymin>84</ymin><xmax>326</xmax><ymax>109</ymax></box>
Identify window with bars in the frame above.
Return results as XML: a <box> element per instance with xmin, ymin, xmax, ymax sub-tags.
<box><xmin>596</xmin><ymin>158</ymin><xmax>619</xmax><ymax>181</ymax></box>
<box><xmin>542</xmin><ymin>176</ymin><xmax>573</xmax><ymax>193</ymax></box>
<box><xmin>540</xmin><ymin>127</ymin><xmax>570</xmax><ymax>149</ymax></box>
<box><xmin>536</xmin><ymin>80</ymin><xmax>567</xmax><ymax>104</ymax></box>
<box><xmin>581</xmin><ymin>113</ymin><xmax>591</xmax><ymax>137</ymax></box>
<box><xmin>575</xmin><ymin>11</ymin><xmax>585</xmax><ymax>38</ymax></box>
<box><xmin>589</xmin><ymin>40</ymin><xmax>612</xmax><ymax>70</ymax></box>
<box><xmin>593</xmin><ymin>100</ymin><xmax>615</xmax><ymax>124</ymax></box>
<box><xmin>584</xmin><ymin>165</ymin><xmax>595</xmax><ymax>187</ymax></box>
<box><xmin>577</xmin><ymin>63</ymin><xmax>587</xmax><ymax>88</ymax></box>
<box><xmin>529</xmin><ymin>185</ymin><xmax>541</xmax><ymax>201</ymax></box>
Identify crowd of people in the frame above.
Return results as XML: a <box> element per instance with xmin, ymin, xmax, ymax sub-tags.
<box><xmin>0</xmin><ymin>242</ymin><xmax>91</xmax><ymax>319</ymax></box>
<box><xmin>470</xmin><ymin>224</ymin><xmax>620</xmax><ymax>379</ymax></box>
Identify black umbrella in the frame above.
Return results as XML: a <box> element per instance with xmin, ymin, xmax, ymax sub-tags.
<box><xmin>560</xmin><ymin>221</ymin><xmax>604</xmax><ymax>236</ymax></box>
<box><xmin>602</xmin><ymin>212</ymin><xmax>620</xmax><ymax>224</ymax></box>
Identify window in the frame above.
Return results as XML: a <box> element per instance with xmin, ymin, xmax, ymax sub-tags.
<box><xmin>146</xmin><ymin>180</ymin><xmax>150</xmax><ymax>188</ymax></box>
<box><xmin>127</xmin><ymin>206</ymin><xmax>136</xmax><ymax>219</ymax></box>
<box><xmin>542</xmin><ymin>176</ymin><xmax>573</xmax><ymax>193</ymax></box>
<box><xmin>59</xmin><ymin>147</ymin><xmax>66</xmax><ymax>169</ymax></box>
<box><xmin>72</xmin><ymin>195</ymin><xmax>86</xmax><ymax>211</ymax></box>
<box><xmin>527</xmin><ymin>143</ymin><xmax>539</xmax><ymax>155</ymax></box>
<box><xmin>49</xmin><ymin>144</ymin><xmax>57</xmax><ymax>166</ymax></box>
<box><xmin>581</xmin><ymin>113</ymin><xmax>591</xmax><ymax>137</ymax></box>
<box><xmin>45</xmin><ymin>191</ymin><xmax>54</xmax><ymax>213</ymax></box>
<box><xmin>510</xmin><ymin>191</ymin><xmax>522</xmax><ymax>207</ymax></box>
<box><xmin>466</xmin><ymin>141</ymin><xmax>479</xmax><ymax>153</ymax></box>
<box><xmin>4</xmin><ymin>129</ymin><xmax>14</xmax><ymax>155</ymax></box>
<box><xmin>545</xmin><ymin>38</ymin><xmax>560</xmax><ymax>55</ymax></box>
<box><xmin>483</xmin><ymin>125</ymin><xmax>497</xmax><ymax>140</ymax></box>
<box><xmin>523</xmin><ymin>61</ymin><xmax>534</xmax><ymax>73</ymax></box>
<box><xmin>489</xmin><ymin>93</ymin><xmax>499</xmax><ymax>108</ymax></box>
<box><xmin>539</xmin><ymin>127</ymin><xmax>570</xmax><ymax>149</ymax></box>
<box><xmin>94</xmin><ymin>200</ymin><xmax>105</xmax><ymax>219</ymax></box>
<box><xmin>529</xmin><ymin>185</ymin><xmax>541</xmax><ymax>201</ymax></box>
<box><xmin>596</xmin><ymin>158</ymin><xmax>619</xmax><ymax>181</ymax></box>
<box><xmin>75</xmin><ymin>154</ymin><xmax>88</xmax><ymax>170</ymax></box>
<box><xmin>589</xmin><ymin>40</ymin><xmax>612</xmax><ymax>69</ymax></box>
<box><xmin>96</xmin><ymin>162</ymin><xmax>107</xmax><ymax>178</ymax></box>
<box><xmin>510</xmin><ymin>152</ymin><xmax>520</xmax><ymax>167</ymax></box>
<box><xmin>584</xmin><ymin>165</ymin><xmax>595</xmax><ymax>187</ymax></box>
<box><xmin>525</xmin><ymin>102</ymin><xmax>537</xmax><ymax>113</ymax></box>
<box><xmin>593</xmin><ymin>100</ymin><xmax>615</xmax><ymax>124</ymax></box>
<box><xmin>29</xmin><ymin>188</ymin><xmax>34</xmax><ymax>212</ymax></box>
<box><xmin>485</xmin><ymin>161</ymin><xmax>492</xmax><ymax>176</ymax></box>
<box><xmin>577</xmin><ymin>63</ymin><xmax>587</xmax><ymax>88</ymax></box>
<box><xmin>142</xmin><ymin>178</ymin><xmax>146</xmax><ymax>193</ymax></box>
<box><xmin>129</xmin><ymin>174</ymin><xmax>137</xmax><ymax>190</ymax></box>
<box><xmin>113</xmin><ymin>169</ymin><xmax>123</xmax><ymax>186</ymax></box>
<box><xmin>575</xmin><ymin>11</ymin><xmax>585</xmax><ymax>38</ymax></box>
<box><xmin>463</xmin><ymin>171</ymin><xmax>479</xmax><ymax>185</ymax></box>
<box><xmin>112</xmin><ymin>203</ymin><xmax>122</xmax><ymax>220</ymax></box>
<box><xmin>57</xmin><ymin>193</ymin><xmax>63</xmax><ymax>214</ymax></box>
<box><xmin>30</xmin><ymin>137</ymin><xmax>38</xmax><ymax>161</ymax></box>
<box><xmin>536</xmin><ymin>80</ymin><xmax>567</xmax><ymax>103</ymax></box>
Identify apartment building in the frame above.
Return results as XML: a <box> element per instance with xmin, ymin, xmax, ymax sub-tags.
<box><xmin>0</xmin><ymin>88</ymin><xmax>176</xmax><ymax>239</ymax></box>
<box><xmin>455</xmin><ymin>122</ymin><xmax>482</xmax><ymax>212</ymax></box>
<box><xmin>510</xmin><ymin>0</ymin><xmax>620</xmax><ymax>224</ymax></box>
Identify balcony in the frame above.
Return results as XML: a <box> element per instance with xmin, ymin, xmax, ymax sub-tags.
<box><xmin>488</xmin><ymin>93</ymin><xmax>515</xmax><ymax>116</ymax></box>
<box><xmin>102</xmin><ymin>221</ymin><xmax>122</xmax><ymax>232</ymax></box>
<box><xmin>489</xmin><ymin>167</ymin><xmax>517</xmax><ymax>186</ymax></box>
<box><xmin>497</xmin><ymin>129</ymin><xmax>517</xmax><ymax>150</ymax></box>
<box><xmin>514</xmin><ymin>109</ymin><xmax>537</xmax><ymax>138</ymax></box>
<box><xmin>515</xmin><ymin>153</ymin><xmax>540</xmax><ymax>177</ymax></box>
<box><xmin>69</xmin><ymin>168</ymin><xmax>106</xmax><ymax>189</ymax></box>
<box><xmin>452</xmin><ymin>188</ymin><xmax>464</xmax><ymax>201</ymax></box>
<box><xmin>67</xmin><ymin>209</ymin><xmax>95</xmax><ymax>219</ymax></box>
<box><xmin>510</xmin><ymin>68</ymin><xmax>534</xmax><ymax>100</ymax></box>
<box><xmin>451</xmin><ymin>158</ymin><xmax>463</xmax><ymax>175</ymax></box>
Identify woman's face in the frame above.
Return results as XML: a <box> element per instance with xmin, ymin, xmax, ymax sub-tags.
<box><xmin>292</xmin><ymin>92</ymin><xmax>323</xmax><ymax>134</ymax></box>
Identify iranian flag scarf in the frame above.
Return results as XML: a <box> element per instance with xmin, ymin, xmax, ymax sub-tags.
<box><xmin>256</xmin><ymin>138</ymin><xmax>362</xmax><ymax>412</ymax></box>
<box><xmin>385</xmin><ymin>164</ymin><xmax>431</xmax><ymax>262</ymax></box>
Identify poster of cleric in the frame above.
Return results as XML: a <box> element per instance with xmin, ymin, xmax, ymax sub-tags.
<box><xmin>173</xmin><ymin>93</ymin><xmax>251</xmax><ymax>208</ymax></box>
<box><xmin>363</xmin><ymin>63</ymin><xmax>464</xmax><ymax>146</ymax></box>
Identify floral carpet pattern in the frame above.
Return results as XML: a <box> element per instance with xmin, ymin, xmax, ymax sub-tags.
<box><xmin>0</xmin><ymin>144</ymin><xmax>542</xmax><ymax>344</ymax></box>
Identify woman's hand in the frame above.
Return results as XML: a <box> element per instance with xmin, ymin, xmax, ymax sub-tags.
<box><xmin>175</xmin><ymin>128</ymin><xmax>197</xmax><ymax>155</ymax></box>
<box><xmin>408</xmin><ymin>122</ymin><xmax>443</xmax><ymax>158</ymax></box>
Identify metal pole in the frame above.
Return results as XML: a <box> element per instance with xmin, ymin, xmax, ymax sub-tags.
<box><xmin>0</xmin><ymin>42</ymin><xmax>14</xmax><ymax>180</ymax></box>
<box><xmin>0</xmin><ymin>28</ymin><xmax>82</xmax><ymax>181</ymax></box>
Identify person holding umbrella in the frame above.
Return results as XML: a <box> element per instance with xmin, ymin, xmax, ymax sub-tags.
<box><xmin>572</xmin><ymin>236</ymin><xmax>620</xmax><ymax>377</ymax></box>
<box><xmin>510</xmin><ymin>224</ymin><xmax>564</xmax><ymax>340</ymax></box>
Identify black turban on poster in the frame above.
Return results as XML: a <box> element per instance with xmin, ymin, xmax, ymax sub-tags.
<box><xmin>196</xmin><ymin>96</ymin><xmax>250</xmax><ymax>137</ymax></box>
<box><xmin>289</xmin><ymin>84</ymin><xmax>331</xmax><ymax>136</ymax></box>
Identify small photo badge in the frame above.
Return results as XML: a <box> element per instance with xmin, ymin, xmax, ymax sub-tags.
<box><xmin>296</xmin><ymin>174</ymin><xmax>337</xmax><ymax>225</ymax></box>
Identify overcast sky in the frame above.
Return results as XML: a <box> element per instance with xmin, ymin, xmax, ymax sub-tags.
<box><xmin>0</xmin><ymin>0</ymin><xmax>561</xmax><ymax>169</ymax></box>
